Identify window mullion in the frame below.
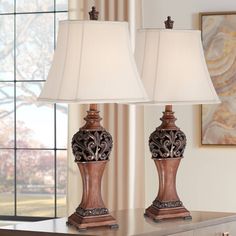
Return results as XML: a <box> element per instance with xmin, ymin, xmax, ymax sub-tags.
<box><xmin>13</xmin><ymin>0</ymin><xmax>17</xmax><ymax>217</ymax></box>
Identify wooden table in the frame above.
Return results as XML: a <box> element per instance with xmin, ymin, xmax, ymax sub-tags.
<box><xmin>1</xmin><ymin>209</ymin><xmax>236</xmax><ymax>236</ymax></box>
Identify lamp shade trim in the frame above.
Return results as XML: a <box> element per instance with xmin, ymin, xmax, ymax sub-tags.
<box><xmin>38</xmin><ymin>97</ymin><xmax>149</xmax><ymax>104</ymax></box>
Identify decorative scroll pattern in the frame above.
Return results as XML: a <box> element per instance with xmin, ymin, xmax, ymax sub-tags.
<box><xmin>149</xmin><ymin>129</ymin><xmax>186</xmax><ymax>159</ymax></box>
<box><xmin>153</xmin><ymin>200</ymin><xmax>183</xmax><ymax>209</ymax></box>
<box><xmin>72</xmin><ymin>129</ymin><xmax>113</xmax><ymax>162</ymax></box>
<box><xmin>76</xmin><ymin>207</ymin><xmax>109</xmax><ymax>217</ymax></box>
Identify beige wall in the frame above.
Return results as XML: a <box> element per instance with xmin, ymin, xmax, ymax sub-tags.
<box><xmin>143</xmin><ymin>0</ymin><xmax>236</xmax><ymax>212</ymax></box>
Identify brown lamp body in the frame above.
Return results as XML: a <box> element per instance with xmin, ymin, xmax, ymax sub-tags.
<box><xmin>68</xmin><ymin>161</ymin><xmax>116</xmax><ymax>229</ymax></box>
<box><xmin>67</xmin><ymin>104</ymin><xmax>118</xmax><ymax>230</ymax></box>
<box><xmin>144</xmin><ymin>105</ymin><xmax>191</xmax><ymax>222</ymax></box>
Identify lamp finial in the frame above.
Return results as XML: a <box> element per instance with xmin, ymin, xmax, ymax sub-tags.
<box><xmin>89</xmin><ymin>6</ymin><xmax>99</xmax><ymax>20</ymax></box>
<box><xmin>164</xmin><ymin>16</ymin><xmax>174</xmax><ymax>29</ymax></box>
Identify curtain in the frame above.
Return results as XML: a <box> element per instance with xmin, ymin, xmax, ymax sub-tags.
<box><xmin>67</xmin><ymin>0</ymin><xmax>145</xmax><ymax>215</ymax></box>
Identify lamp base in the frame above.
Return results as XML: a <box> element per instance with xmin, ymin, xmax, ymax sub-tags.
<box><xmin>146</xmin><ymin>105</ymin><xmax>191</xmax><ymax>222</ymax></box>
<box><xmin>67</xmin><ymin>212</ymin><xmax>118</xmax><ymax>230</ymax></box>
<box><xmin>145</xmin><ymin>205</ymin><xmax>191</xmax><ymax>222</ymax></box>
<box><xmin>68</xmin><ymin>105</ymin><xmax>118</xmax><ymax>230</ymax></box>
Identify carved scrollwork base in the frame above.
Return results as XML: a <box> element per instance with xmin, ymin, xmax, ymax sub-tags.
<box><xmin>153</xmin><ymin>199</ymin><xmax>183</xmax><ymax>209</ymax></box>
<box><xmin>72</xmin><ymin>129</ymin><xmax>113</xmax><ymax>162</ymax></box>
<box><xmin>76</xmin><ymin>207</ymin><xmax>109</xmax><ymax>217</ymax></box>
<box><xmin>149</xmin><ymin>129</ymin><xmax>186</xmax><ymax>159</ymax></box>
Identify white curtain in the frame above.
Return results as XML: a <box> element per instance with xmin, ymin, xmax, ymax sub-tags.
<box><xmin>67</xmin><ymin>0</ymin><xmax>145</xmax><ymax>215</ymax></box>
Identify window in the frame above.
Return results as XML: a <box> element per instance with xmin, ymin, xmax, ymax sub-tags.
<box><xmin>0</xmin><ymin>0</ymin><xmax>68</xmax><ymax>220</ymax></box>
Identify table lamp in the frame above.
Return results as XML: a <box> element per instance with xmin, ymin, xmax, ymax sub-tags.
<box><xmin>38</xmin><ymin>7</ymin><xmax>148</xmax><ymax>230</ymax></box>
<box><xmin>135</xmin><ymin>17</ymin><xmax>220</xmax><ymax>222</ymax></box>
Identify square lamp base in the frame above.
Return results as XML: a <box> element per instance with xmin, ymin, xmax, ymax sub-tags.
<box><xmin>67</xmin><ymin>212</ymin><xmax>118</xmax><ymax>230</ymax></box>
<box><xmin>145</xmin><ymin>205</ymin><xmax>192</xmax><ymax>222</ymax></box>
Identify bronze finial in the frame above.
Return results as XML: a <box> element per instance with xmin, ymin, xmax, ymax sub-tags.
<box><xmin>89</xmin><ymin>6</ymin><xmax>99</xmax><ymax>20</ymax></box>
<box><xmin>164</xmin><ymin>16</ymin><xmax>174</xmax><ymax>29</ymax></box>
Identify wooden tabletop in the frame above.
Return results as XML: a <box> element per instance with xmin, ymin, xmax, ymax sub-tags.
<box><xmin>1</xmin><ymin>209</ymin><xmax>236</xmax><ymax>236</ymax></box>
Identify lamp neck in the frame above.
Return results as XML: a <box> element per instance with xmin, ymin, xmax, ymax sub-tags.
<box><xmin>165</xmin><ymin>105</ymin><xmax>172</xmax><ymax>112</ymax></box>
<box><xmin>89</xmin><ymin>104</ymin><xmax>98</xmax><ymax>111</ymax></box>
<box><xmin>81</xmin><ymin>104</ymin><xmax>103</xmax><ymax>130</ymax></box>
<box><xmin>158</xmin><ymin>105</ymin><xmax>179</xmax><ymax>130</ymax></box>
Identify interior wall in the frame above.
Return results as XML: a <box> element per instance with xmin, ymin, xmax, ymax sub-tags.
<box><xmin>143</xmin><ymin>0</ymin><xmax>236</xmax><ymax>213</ymax></box>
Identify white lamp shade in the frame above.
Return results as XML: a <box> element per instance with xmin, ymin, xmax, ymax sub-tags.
<box><xmin>38</xmin><ymin>21</ymin><xmax>148</xmax><ymax>104</ymax></box>
<box><xmin>135</xmin><ymin>29</ymin><xmax>220</xmax><ymax>105</ymax></box>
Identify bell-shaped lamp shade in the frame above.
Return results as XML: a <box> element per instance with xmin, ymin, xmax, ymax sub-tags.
<box><xmin>135</xmin><ymin>29</ymin><xmax>220</xmax><ymax>105</ymax></box>
<box><xmin>38</xmin><ymin>21</ymin><xmax>148</xmax><ymax>104</ymax></box>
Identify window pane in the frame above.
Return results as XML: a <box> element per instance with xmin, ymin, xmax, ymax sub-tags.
<box><xmin>16</xmin><ymin>0</ymin><xmax>54</xmax><ymax>12</ymax></box>
<box><xmin>0</xmin><ymin>150</ymin><xmax>14</xmax><ymax>215</ymax></box>
<box><xmin>0</xmin><ymin>82</ymin><xmax>14</xmax><ymax>148</ymax></box>
<box><xmin>0</xmin><ymin>0</ymin><xmax>68</xmax><ymax>219</ymax></box>
<box><xmin>56</xmin><ymin>104</ymin><xmax>68</xmax><ymax>149</ymax></box>
<box><xmin>0</xmin><ymin>15</ymin><xmax>14</xmax><ymax>81</ymax></box>
<box><xmin>16</xmin><ymin>82</ymin><xmax>54</xmax><ymax>148</ymax></box>
<box><xmin>0</xmin><ymin>0</ymin><xmax>14</xmax><ymax>13</ymax></box>
<box><xmin>16</xmin><ymin>13</ymin><xmax>54</xmax><ymax>81</ymax></box>
<box><xmin>56</xmin><ymin>0</ymin><xmax>68</xmax><ymax>11</ymax></box>
<box><xmin>17</xmin><ymin>150</ymin><xmax>54</xmax><ymax>217</ymax></box>
<box><xmin>57</xmin><ymin>150</ymin><xmax>66</xmax><ymax>217</ymax></box>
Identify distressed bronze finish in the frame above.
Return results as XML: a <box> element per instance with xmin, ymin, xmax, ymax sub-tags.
<box><xmin>153</xmin><ymin>200</ymin><xmax>183</xmax><ymax>209</ymax></box>
<box><xmin>76</xmin><ymin>207</ymin><xmax>109</xmax><ymax>217</ymax></box>
<box><xmin>149</xmin><ymin>129</ymin><xmax>186</xmax><ymax>159</ymax></box>
<box><xmin>72</xmin><ymin>124</ymin><xmax>113</xmax><ymax>162</ymax></box>
<box><xmin>145</xmin><ymin>105</ymin><xmax>191</xmax><ymax>221</ymax></box>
